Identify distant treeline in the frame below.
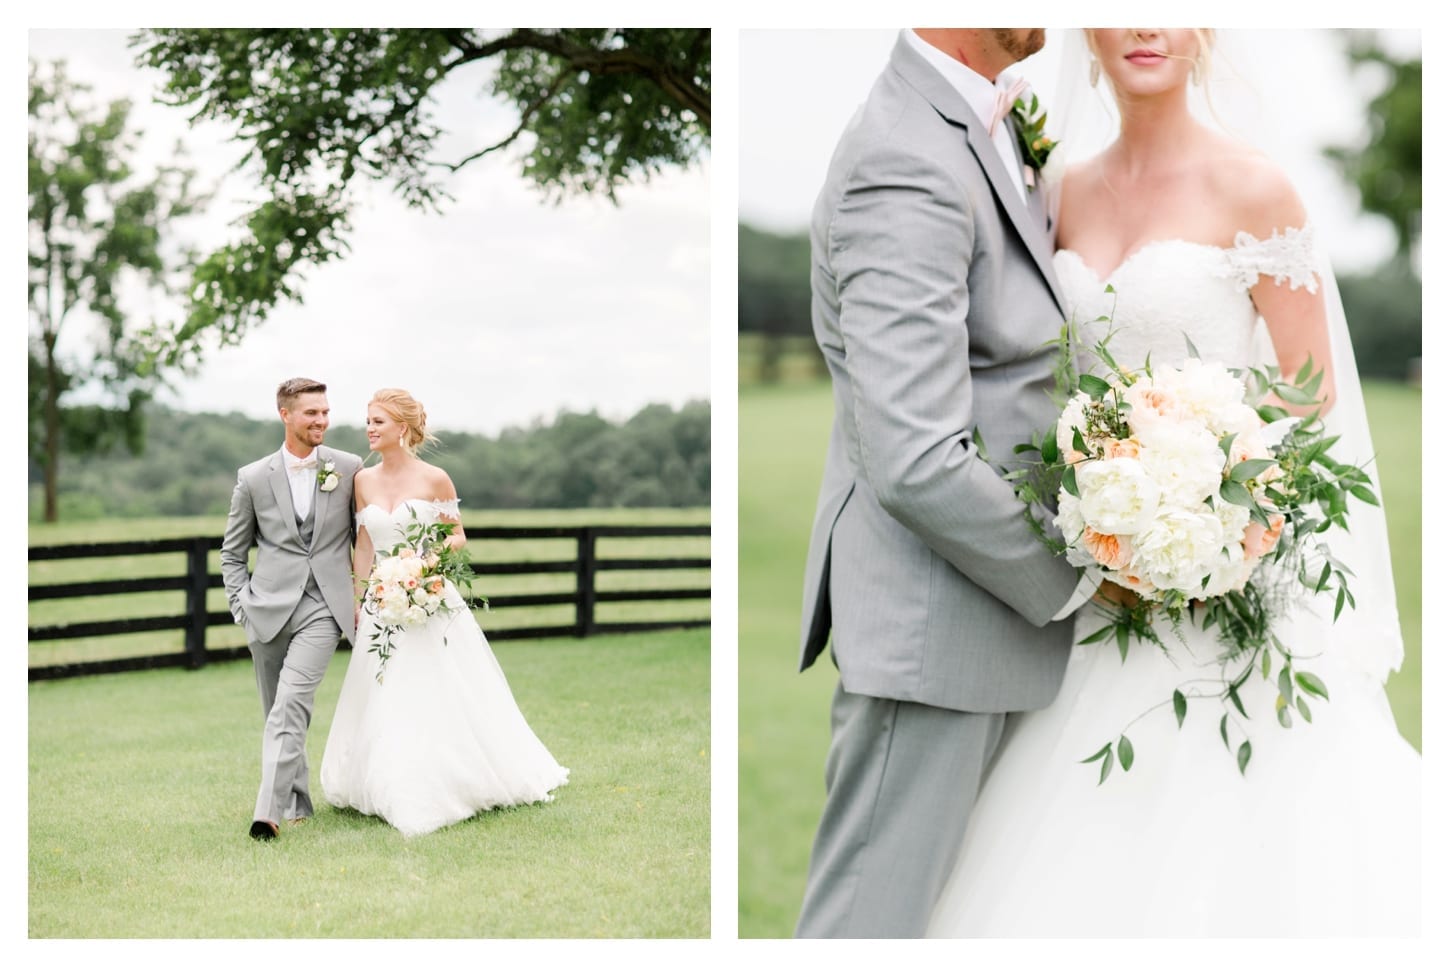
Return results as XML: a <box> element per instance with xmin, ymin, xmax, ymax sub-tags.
<box><xmin>29</xmin><ymin>400</ymin><xmax>709</xmax><ymax>520</ymax></box>
<box><xmin>739</xmin><ymin>222</ymin><xmax>1422</xmax><ymax>383</ymax></box>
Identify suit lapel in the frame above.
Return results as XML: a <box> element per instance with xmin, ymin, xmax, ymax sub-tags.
<box><xmin>890</xmin><ymin>36</ymin><xmax>1066</xmax><ymax>317</ymax></box>
<box><xmin>267</xmin><ymin>455</ymin><xmax>303</xmax><ymax>544</ymax></box>
<box><xmin>311</xmin><ymin>447</ymin><xmax>331</xmax><ymax>537</ymax></box>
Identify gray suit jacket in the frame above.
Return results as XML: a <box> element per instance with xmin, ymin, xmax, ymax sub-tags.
<box><xmin>799</xmin><ymin>34</ymin><xmax>1080</xmax><ymax>713</ymax></box>
<box><xmin>221</xmin><ymin>445</ymin><xmax>363</xmax><ymax>645</ymax></box>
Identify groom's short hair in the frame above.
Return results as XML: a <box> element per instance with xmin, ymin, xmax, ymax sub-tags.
<box><xmin>277</xmin><ymin>378</ymin><xmax>327</xmax><ymax>412</ymax></box>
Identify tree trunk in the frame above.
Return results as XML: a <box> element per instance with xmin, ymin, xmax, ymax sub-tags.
<box><xmin>43</xmin><ymin>332</ymin><xmax>60</xmax><ymax>523</ymax></box>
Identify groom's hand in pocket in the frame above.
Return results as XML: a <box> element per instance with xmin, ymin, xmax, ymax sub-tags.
<box><xmin>1093</xmin><ymin>581</ymin><xmax>1141</xmax><ymax>610</ymax></box>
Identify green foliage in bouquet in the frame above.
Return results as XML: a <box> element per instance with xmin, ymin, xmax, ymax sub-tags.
<box><xmin>1005</xmin><ymin>298</ymin><xmax>1380</xmax><ymax>780</ymax></box>
<box><xmin>362</xmin><ymin>506</ymin><xmax>483</xmax><ymax>682</ymax></box>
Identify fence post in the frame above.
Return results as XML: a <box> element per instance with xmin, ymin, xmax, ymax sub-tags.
<box><xmin>183</xmin><ymin>538</ymin><xmax>210</xmax><ymax>669</ymax></box>
<box><xmin>575</xmin><ymin>527</ymin><xmax>596</xmax><ymax>637</ymax></box>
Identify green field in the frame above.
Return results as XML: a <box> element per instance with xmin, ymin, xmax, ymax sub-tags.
<box><xmin>29</xmin><ymin>507</ymin><xmax>709</xmax><ymax>668</ymax></box>
<box><xmin>30</xmin><ymin>628</ymin><xmax>708</xmax><ymax>937</ymax></box>
<box><xmin>737</xmin><ymin>379</ymin><xmax>1422</xmax><ymax>938</ymax></box>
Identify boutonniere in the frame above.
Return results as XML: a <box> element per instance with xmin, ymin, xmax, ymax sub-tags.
<box><xmin>317</xmin><ymin>459</ymin><xmax>340</xmax><ymax>492</ymax></box>
<box><xmin>1010</xmin><ymin>94</ymin><xmax>1058</xmax><ymax>191</ymax></box>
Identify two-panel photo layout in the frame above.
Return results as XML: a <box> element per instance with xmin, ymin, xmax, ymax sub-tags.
<box><xmin>27</xmin><ymin>26</ymin><xmax>1421</xmax><ymax>943</ymax></box>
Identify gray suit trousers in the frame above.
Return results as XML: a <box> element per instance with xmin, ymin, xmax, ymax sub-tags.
<box><xmin>795</xmin><ymin>683</ymin><xmax>1007</xmax><ymax>938</ymax></box>
<box><xmin>250</xmin><ymin>592</ymin><xmax>341</xmax><ymax>823</ymax></box>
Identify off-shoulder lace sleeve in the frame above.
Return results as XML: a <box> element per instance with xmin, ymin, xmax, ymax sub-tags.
<box><xmin>1220</xmin><ymin>223</ymin><xmax>1320</xmax><ymax>294</ymax></box>
<box><xmin>430</xmin><ymin>497</ymin><xmax>462</xmax><ymax>518</ymax></box>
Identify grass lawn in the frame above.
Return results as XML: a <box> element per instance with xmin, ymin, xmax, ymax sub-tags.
<box><xmin>737</xmin><ymin>378</ymin><xmax>1422</xmax><ymax>939</ymax></box>
<box><xmin>29</xmin><ymin>628</ymin><xmax>709</xmax><ymax>938</ymax></box>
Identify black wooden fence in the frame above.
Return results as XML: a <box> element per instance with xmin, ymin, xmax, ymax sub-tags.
<box><xmin>28</xmin><ymin>525</ymin><xmax>709</xmax><ymax>681</ymax></box>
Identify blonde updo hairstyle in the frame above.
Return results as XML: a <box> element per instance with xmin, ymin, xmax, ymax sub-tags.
<box><xmin>370</xmin><ymin>388</ymin><xmax>439</xmax><ymax>454</ymax></box>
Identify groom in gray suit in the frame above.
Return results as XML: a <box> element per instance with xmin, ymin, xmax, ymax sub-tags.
<box><xmin>222</xmin><ymin>377</ymin><xmax>363</xmax><ymax>840</ymax></box>
<box><xmin>796</xmin><ymin>29</ymin><xmax>1118</xmax><ymax>937</ymax></box>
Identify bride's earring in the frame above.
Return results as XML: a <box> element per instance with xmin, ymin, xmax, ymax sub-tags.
<box><xmin>1088</xmin><ymin>58</ymin><xmax>1101</xmax><ymax>88</ymax></box>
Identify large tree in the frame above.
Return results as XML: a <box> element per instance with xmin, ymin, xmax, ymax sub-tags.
<box><xmin>1323</xmin><ymin>31</ymin><xmax>1421</xmax><ymax>266</ymax></box>
<box><xmin>28</xmin><ymin>59</ymin><xmax>204</xmax><ymax>522</ymax></box>
<box><xmin>131</xmin><ymin>28</ymin><xmax>711</xmax><ymax>366</ymax></box>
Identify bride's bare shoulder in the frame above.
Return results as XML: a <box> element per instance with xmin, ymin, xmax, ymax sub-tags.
<box><xmin>1202</xmin><ymin>142</ymin><xmax>1308</xmax><ymax>237</ymax></box>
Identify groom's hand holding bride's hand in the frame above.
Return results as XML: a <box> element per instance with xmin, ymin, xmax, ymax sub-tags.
<box><xmin>1093</xmin><ymin>580</ymin><xmax>1140</xmax><ymax>610</ymax></box>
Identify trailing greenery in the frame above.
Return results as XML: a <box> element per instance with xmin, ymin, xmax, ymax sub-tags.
<box><xmin>29</xmin><ymin>629</ymin><xmax>709</xmax><ymax>937</ymax></box>
<box><xmin>737</xmin><ymin>379</ymin><xmax>1420</xmax><ymax>938</ymax></box>
<box><xmin>27</xmin><ymin>399</ymin><xmax>709</xmax><ymax>520</ymax></box>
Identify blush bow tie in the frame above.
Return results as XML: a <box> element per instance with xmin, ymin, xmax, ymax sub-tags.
<box><xmin>290</xmin><ymin>458</ymin><xmax>318</xmax><ymax>472</ymax></box>
<box><xmin>989</xmin><ymin>78</ymin><xmax>1031</xmax><ymax>133</ymax></box>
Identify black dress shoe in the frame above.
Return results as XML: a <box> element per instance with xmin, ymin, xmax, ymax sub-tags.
<box><xmin>249</xmin><ymin>820</ymin><xmax>279</xmax><ymax>841</ymax></box>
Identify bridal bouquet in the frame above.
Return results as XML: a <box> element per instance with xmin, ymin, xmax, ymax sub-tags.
<box><xmin>1009</xmin><ymin>323</ymin><xmax>1378</xmax><ymax>781</ymax></box>
<box><xmin>361</xmin><ymin>509</ymin><xmax>478</xmax><ymax>683</ymax></box>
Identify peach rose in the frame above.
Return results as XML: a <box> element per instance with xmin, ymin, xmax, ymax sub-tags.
<box><xmin>1242</xmin><ymin>514</ymin><xmax>1286</xmax><ymax>560</ymax></box>
<box><xmin>1102</xmin><ymin>437</ymin><xmax>1142</xmax><ymax>460</ymax></box>
<box><xmin>1082</xmin><ymin>526</ymin><xmax>1134</xmax><ymax>571</ymax></box>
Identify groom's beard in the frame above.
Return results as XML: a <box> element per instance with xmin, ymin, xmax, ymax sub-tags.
<box><xmin>992</xmin><ymin>28</ymin><xmax>1046</xmax><ymax>61</ymax></box>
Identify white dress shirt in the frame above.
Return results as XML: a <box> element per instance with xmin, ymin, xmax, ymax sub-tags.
<box><xmin>281</xmin><ymin>444</ymin><xmax>318</xmax><ymax>521</ymax></box>
<box><xmin>903</xmin><ymin>29</ymin><xmax>1028</xmax><ymax>203</ymax></box>
<box><xmin>905</xmin><ymin>30</ymin><xmax>1099</xmax><ymax>620</ymax></box>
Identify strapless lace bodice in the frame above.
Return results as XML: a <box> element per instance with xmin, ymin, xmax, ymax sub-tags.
<box><xmin>356</xmin><ymin>498</ymin><xmax>461</xmax><ymax>554</ymax></box>
<box><xmin>1053</xmin><ymin>225</ymin><xmax>1319</xmax><ymax>372</ymax></box>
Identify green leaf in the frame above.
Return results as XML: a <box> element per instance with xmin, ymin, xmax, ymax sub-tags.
<box><xmin>1219</xmin><ymin>432</ymin><xmax>1238</xmax><ymax>460</ymax></box>
<box><xmin>1237</xmin><ymin>739</ymin><xmax>1253</xmax><ymax>775</ymax></box>
<box><xmin>1275</xmin><ymin>383</ymin><xmax>1321</xmax><ymax>406</ymax></box>
<box><xmin>1349</xmin><ymin>484</ymin><xmax>1380</xmax><ymax>506</ymax></box>
<box><xmin>1276</xmin><ymin>702</ymin><xmax>1293</xmax><ymax>728</ymax></box>
<box><xmin>1062</xmin><ymin>465</ymin><xmax>1079</xmax><ymax>498</ymax></box>
<box><xmin>1117</xmin><ymin>735</ymin><xmax>1134</xmax><ymax>771</ymax></box>
<box><xmin>1294</xmin><ymin>356</ymin><xmax>1316</xmax><ymax>386</ymax></box>
<box><xmin>1296</xmin><ymin>696</ymin><xmax>1313</xmax><ymax>723</ymax></box>
<box><xmin>1219</xmin><ymin>713</ymin><xmax>1230</xmax><ymax>750</ymax></box>
<box><xmin>1173</xmin><ymin>689</ymin><xmax>1187</xmax><ymax>729</ymax></box>
<box><xmin>1040</xmin><ymin>431</ymin><xmax>1058</xmax><ymax>465</ymax></box>
<box><xmin>1277</xmin><ymin>666</ymin><xmax>1294</xmax><ymax>703</ymax></box>
<box><xmin>1184</xmin><ymin>334</ymin><xmax>1201</xmax><ymax>359</ymax></box>
<box><xmin>1219</xmin><ymin>478</ymin><xmax>1254</xmax><ymax>509</ymax></box>
<box><xmin>1228</xmin><ymin>685</ymin><xmax>1247</xmax><ymax>718</ymax></box>
<box><xmin>1315</xmin><ymin>561</ymin><xmax>1332</xmax><ymax>593</ymax></box>
<box><xmin>1080</xmin><ymin>742</ymin><xmax>1114</xmax><ymax>785</ymax></box>
<box><xmin>1230</xmin><ymin>458</ymin><xmax>1278</xmax><ymax>483</ymax></box>
<box><xmin>1077</xmin><ymin>624</ymin><xmax>1116</xmax><ymax>645</ymax></box>
<box><xmin>1295</xmin><ymin>671</ymin><xmax>1330</xmax><ymax>700</ymax></box>
<box><xmin>1079</xmin><ymin>374</ymin><xmax>1112</xmax><ymax>399</ymax></box>
<box><xmin>1334</xmin><ymin>586</ymin><xmax>1346</xmax><ymax>621</ymax></box>
<box><xmin>1116</xmin><ymin>623</ymin><xmax>1129</xmax><ymax>662</ymax></box>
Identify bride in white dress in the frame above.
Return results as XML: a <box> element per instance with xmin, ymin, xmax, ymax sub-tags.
<box><xmin>927</xmin><ymin>29</ymin><xmax>1419</xmax><ymax>936</ymax></box>
<box><xmin>321</xmin><ymin>388</ymin><xmax>568</xmax><ymax>837</ymax></box>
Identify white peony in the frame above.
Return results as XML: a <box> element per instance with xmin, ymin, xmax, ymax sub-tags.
<box><xmin>1132</xmin><ymin>508</ymin><xmax>1225</xmax><ymax>592</ymax></box>
<box><xmin>404</xmin><ymin>604</ymin><xmax>428</xmax><ymax>625</ymax></box>
<box><xmin>1196</xmin><ymin>540</ymin><xmax>1256</xmax><ymax>600</ymax></box>
<box><xmin>1052</xmin><ymin>493</ymin><xmax>1096</xmax><ymax>569</ymax></box>
<box><xmin>1136</xmin><ymin>421</ymin><xmax>1224</xmax><ymax>508</ymax></box>
<box><xmin>1077</xmin><ymin>458</ymin><xmax>1161</xmax><ymax>535</ymax></box>
<box><xmin>1056</xmin><ymin>392</ymin><xmax>1092</xmax><ymax>457</ymax></box>
<box><xmin>1155</xmin><ymin>358</ymin><xmax>1250</xmax><ymax>434</ymax></box>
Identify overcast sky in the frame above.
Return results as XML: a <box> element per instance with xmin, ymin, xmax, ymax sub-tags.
<box><xmin>29</xmin><ymin>29</ymin><xmax>710</xmax><ymax>436</ymax></box>
<box><xmin>740</xmin><ymin>29</ymin><xmax>1421</xmax><ymax>274</ymax></box>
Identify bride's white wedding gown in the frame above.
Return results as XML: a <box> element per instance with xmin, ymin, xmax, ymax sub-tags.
<box><xmin>320</xmin><ymin>498</ymin><xmax>569</xmax><ymax>837</ymax></box>
<box><xmin>926</xmin><ymin>231</ymin><xmax>1420</xmax><ymax>937</ymax></box>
